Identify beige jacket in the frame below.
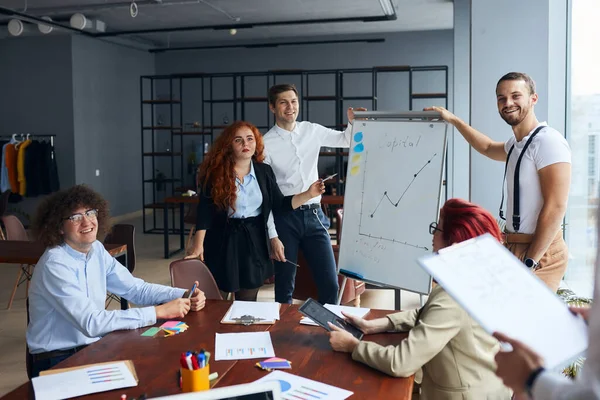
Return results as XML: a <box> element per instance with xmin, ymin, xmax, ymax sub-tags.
<box><xmin>352</xmin><ymin>285</ymin><xmax>511</xmax><ymax>400</ymax></box>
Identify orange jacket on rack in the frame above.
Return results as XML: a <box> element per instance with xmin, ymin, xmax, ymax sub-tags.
<box><xmin>5</xmin><ymin>143</ymin><xmax>19</xmax><ymax>193</ymax></box>
<box><xmin>17</xmin><ymin>139</ymin><xmax>32</xmax><ymax>196</ymax></box>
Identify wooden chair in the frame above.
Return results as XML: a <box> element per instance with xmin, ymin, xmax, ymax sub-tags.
<box><xmin>3</xmin><ymin>215</ymin><xmax>33</xmax><ymax>310</ymax></box>
<box><xmin>169</xmin><ymin>259</ymin><xmax>223</xmax><ymax>300</ymax></box>
<box><xmin>0</xmin><ymin>190</ymin><xmax>11</xmax><ymax>240</ymax></box>
<box><xmin>184</xmin><ymin>204</ymin><xmax>197</xmax><ymax>254</ymax></box>
<box><xmin>104</xmin><ymin>224</ymin><xmax>136</xmax><ymax>310</ymax></box>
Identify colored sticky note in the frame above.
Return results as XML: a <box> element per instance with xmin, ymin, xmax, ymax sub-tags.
<box><xmin>141</xmin><ymin>327</ymin><xmax>160</xmax><ymax>337</ymax></box>
<box><xmin>160</xmin><ymin>321</ymin><xmax>181</xmax><ymax>328</ymax></box>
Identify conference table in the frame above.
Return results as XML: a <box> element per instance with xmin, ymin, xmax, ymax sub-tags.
<box><xmin>2</xmin><ymin>300</ymin><xmax>414</xmax><ymax>399</ymax></box>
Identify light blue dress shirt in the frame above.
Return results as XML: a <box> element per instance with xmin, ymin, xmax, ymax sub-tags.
<box><xmin>0</xmin><ymin>140</ymin><xmax>14</xmax><ymax>192</ymax></box>
<box><xmin>229</xmin><ymin>163</ymin><xmax>262</xmax><ymax>219</ymax></box>
<box><xmin>27</xmin><ymin>241</ymin><xmax>186</xmax><ymax>353</ymax></box>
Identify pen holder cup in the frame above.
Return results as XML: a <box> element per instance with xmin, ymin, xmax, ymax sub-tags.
<box><xmin>181</xmin><ymin>365</ymin><xmax>210</xmax><ymax>392</ymax></box>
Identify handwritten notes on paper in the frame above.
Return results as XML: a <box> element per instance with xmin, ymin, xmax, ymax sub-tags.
<box><xmin>417</xmin><ymin>233</ymin><xmax>589</xmax><ymax>370</ymax></box>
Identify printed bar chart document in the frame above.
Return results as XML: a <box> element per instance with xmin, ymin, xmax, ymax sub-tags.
<box><xmin>417</xmin><ymin>233</ymin><xmax>588</xmax><ymax>370</ymax></box>
<box><xmin>215</xmin><ymin>332</ymin><xmax>276</xmax><ymax>360</ymax></box>
<box><xmin>32</xmin><ymin>361</ymin><xmax>137</xmax><ymax>400</ymax></box>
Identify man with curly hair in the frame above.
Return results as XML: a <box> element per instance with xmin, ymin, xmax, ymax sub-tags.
<box><xmin>26</xmin><ymin>185</ymin><xmax>206</xmax><ymax>377</ymax></box>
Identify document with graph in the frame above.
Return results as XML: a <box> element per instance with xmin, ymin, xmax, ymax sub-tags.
<box><xmin>31</xmin><ymin>361</ymin><xmax>138</xmax><ymax>400</ymax></box>
<box><xmin>254</xmin><ymin>370</ymin><xmax>353</xmax><ymax>400</ymax></box>
<box><xmin>215</xmin><ymin>332</ymin><xmax>276</xmax><ymax>360</ymax></box>
<box><xmin>417</xmin><ymin>233</ymin><xmax>589</xmax><ymax>370</ymax></box>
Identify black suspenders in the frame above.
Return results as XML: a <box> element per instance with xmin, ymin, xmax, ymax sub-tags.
<box><xmin>499</xmin><ymin>126</ymin><xmax>545</xmax><ymax>232</ymax></box>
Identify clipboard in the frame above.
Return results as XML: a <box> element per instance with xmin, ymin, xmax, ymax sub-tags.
<box><xmin>220</xmin><ymin>301</ymin><xmax>281</xmax><ymax>325</ymax></box>
<box><xmin>40</xmin><ymin>359</ymin><xmax>139</xmax><ymax>382</ymax></box>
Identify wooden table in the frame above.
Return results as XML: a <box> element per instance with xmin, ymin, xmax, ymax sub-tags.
<box><xmin>163</xmin><ymin>196</ymin><xmax>198</xmax><ymax>259</ymax></box>
<box><xmin>218</xmin><ymin>305</ymin><xmax>414</xmax><ymax>399</ymax></box>
<box><xmin>0</xmin><ymin>241</ymin><xmax>127</xmax><ymax>264</ymax></box>
<box><xmin>2</xmin><ymin>301</ymin><xmax>413</xmax><ymax>399</ymax></box>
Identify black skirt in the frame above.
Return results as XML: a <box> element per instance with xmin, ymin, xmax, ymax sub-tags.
<box><xmin>204</xmin><ymin>215</ymin><xmax>273</xmax><ymax>293</ymax></box>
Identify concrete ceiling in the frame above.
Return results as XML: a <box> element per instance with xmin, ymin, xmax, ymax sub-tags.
<box><xmin>0</xmin><ymin>0</ymin><xmax>453</xmax><ymax>48</ymax></box>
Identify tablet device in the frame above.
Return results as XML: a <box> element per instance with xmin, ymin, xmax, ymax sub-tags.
<box><xmin>298</xmin><ymin>298</ymin><xmax>364</xmax><ymax>340</ymax></box>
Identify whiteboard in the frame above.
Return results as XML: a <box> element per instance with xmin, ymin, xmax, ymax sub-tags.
<box><xmin>338</xmin><ymin>118</ymin><xmax>447</xmax><ymax>295</ymax></box>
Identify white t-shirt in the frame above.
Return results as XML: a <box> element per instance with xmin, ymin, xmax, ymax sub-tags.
<box><xmin>503</xmin><ymin>123</ymin><xmax>571</xmax><ymax>234</ymax></box>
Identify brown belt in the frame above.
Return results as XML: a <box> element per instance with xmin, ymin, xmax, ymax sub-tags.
<box><xmin>31</xmin><ymin>344</ymin><xmax>88</xmax><ymax>362</ymax></box>
<box><xmin>503</xmin><ymin>232</ymin><xmax>534</xmax><ymax>244</ymax></box>
<box><xmin>503</xmin><ymin>230</ymin><xmax>563</xmax><ymax>245</ymax></box>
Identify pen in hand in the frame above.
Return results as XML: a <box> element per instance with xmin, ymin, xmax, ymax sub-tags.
<box><xmin>187</xmin><ymin>282</ymin><xmax>197</xmax><ymax>299</ymax></box>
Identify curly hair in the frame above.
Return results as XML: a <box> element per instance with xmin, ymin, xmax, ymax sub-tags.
<box><xmin>440</xmin><ymin>198</ymin><xmax>503</xmax><ymax>245</ymax></box>
<box><xmin>198</xmin><ymin>121</ymin><xmax>265</xmax><ymax>213</ymax></box>
<box><xmin>32</xmin><ymin>184</ymin><xmax>111</xmax><ymax>247</ymax></box>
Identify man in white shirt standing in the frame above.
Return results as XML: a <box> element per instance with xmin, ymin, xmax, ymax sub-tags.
<box><xmin>263</xmin><ymin>83</ymin><xmax>364</xmax><ymax>304</ymax></box>
<box><xmin>426</xmin><ymin>72</ymin><xmax>572</xmax><ymax>292</ymax></box>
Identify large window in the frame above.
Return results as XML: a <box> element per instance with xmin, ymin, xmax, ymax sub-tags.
<box><xmin>565</xmin><ymin>0</ymin><xmax>600</xmax><ymax>297</ymax></box>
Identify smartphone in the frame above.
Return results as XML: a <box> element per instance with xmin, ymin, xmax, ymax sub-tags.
<box><xmin>298</xmin><ymin>298</ymin><xmax>364</xmax><ymax>340</ymax></box>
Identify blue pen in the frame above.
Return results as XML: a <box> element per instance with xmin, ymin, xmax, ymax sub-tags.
<box><xmin>198</xmin><ymin>353</ymin><xmax>206</xmax><ymax>368</ymax></box>
<box><xmin>187</xmin><ymin>283</ymin><xmax>197</xmax><ymax>299</ymax></box>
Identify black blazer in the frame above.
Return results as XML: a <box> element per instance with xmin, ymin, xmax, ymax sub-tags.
<box><xmin>195</xmin><ymin>161</ymin><xmax>294</xmax><ymax>253</ymax></box>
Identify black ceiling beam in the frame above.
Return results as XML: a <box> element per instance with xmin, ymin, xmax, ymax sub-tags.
<box><xmin>94</xmin><ymin>14</ymin><xmax>397</xmax><ymax>37</ymax></box>
<box><xmin>0</xmin><ymin>5</ymin><xmax>96</xmax><ymax>37</ymax></box>
<box><xmin>150</xmin><ymin>37</ymin><xmax>386</xmax><ymax>53</ymax></box>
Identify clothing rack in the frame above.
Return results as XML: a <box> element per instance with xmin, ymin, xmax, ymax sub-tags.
<box><xmin>0</xmin><ymin>134</ymin><xmax>56</xmax><ymax>147</ymax></box>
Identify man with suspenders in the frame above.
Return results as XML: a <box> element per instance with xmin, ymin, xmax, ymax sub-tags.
<box><xmin>426</xmin><ymin>72</ymin><xmax>571</xmax><ymax>292</ymax></box>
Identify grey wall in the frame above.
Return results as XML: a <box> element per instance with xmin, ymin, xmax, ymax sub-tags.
<box><xmin>0</xmin><ymin>35</ymin><xmax>75</xmax><ymax>219</ymax></box>
<box><xmin>470</xmin><ymin>0</ymin><xmax>567</xmax><ymax>213</ymax></box>
<box><xmin>71</xmin><ymin>36</ymin><xmax>155</xmax><ymax>216</ymax></box>
<box><xmin>452</xmin><ymin>0</ymin><xmax>470</xmax><ymax>200</ymax></box>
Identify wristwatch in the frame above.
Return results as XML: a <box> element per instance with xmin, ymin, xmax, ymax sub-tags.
<box><xmin>524</xmin><ymin>258</ymin><xmax>539</xmax><ymax>270</ymax></box>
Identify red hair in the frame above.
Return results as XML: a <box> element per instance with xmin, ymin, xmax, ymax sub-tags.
<box><xmin>198</xmin><ymin>121</ymin><xmax>265</xmax><ymax>213</ymax></box>
<box><xmin>440</xmin><ymin>198</ymin><xmax>502</xmax><ymax>245</ymax></box>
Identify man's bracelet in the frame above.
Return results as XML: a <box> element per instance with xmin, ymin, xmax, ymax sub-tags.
<box><xmin>525</xmin><ymin>366</ymin><xmax>545</xmax><ymax>397</ymax></box>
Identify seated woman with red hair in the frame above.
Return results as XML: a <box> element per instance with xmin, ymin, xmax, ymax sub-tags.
<box><xmin>327</xmin><ymin>198</ymin><xmax>511</xmax><ymax>400</ymax></box>
<box><xmin>186</xmin><ymin>121</ymin><xmax>324</xmax><ymax>301</ymax></box>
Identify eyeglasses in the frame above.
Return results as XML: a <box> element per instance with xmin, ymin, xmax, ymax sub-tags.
<box><xmin>64</xmin><ymin>209</ymin><xmax>98</xmax><ymax>224</ymax></box>
<box><xmin>429</xmin><ymin>222</ymin><xmax>443</xmax><ymax>235</ymax></box>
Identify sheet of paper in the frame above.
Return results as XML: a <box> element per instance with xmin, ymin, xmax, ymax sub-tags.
<box><xmin>215</xmin><ymin>332</ymin><xmax>275</xmax><ymax>360</ymax></box>
<box><xmin>160</xmin><ymin>320</ymin><xmax>182</xmax><ymax>328</ymax></box>
<box><xmin>32</xmin><ymin>361</ymin><xmax>137</xmax><ymax>400</ymax></box>
<box><xmin>417</xmin><ymin>233</ymin><xmax>589</xmax><ymax>370</ymax></box>
<box><xmin>300</xmin><ymin>304</ymin><xmax>370</xmax><ymax>326</ymax></box>
<box><xmin>141</xmin><ymin>327</ymin><xmax>160</xmax><ymax>337</ymax></box>
<box><xmin>254</xmin><ymin>370</ymin><xmax>353</xmax><ymax>400</ymax></box>
<box><xmin>223</xmin><ymin>301</ymin><xmax>280</xmax><ymax>322</ymax></box>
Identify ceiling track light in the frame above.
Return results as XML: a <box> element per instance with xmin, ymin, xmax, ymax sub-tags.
<box><xmin>378</xmin><ymin>0</ymin><xmax>396</xmax><ymax>17</ymax></box>
<box><xmin>70</xmin><ymin>13</ymin><xmax>92</xmax><ymax>30</ymax></box>
<box><xmin>7</xmin><ymin>19</ymin><xmax>29</xmax><ymax>36</ymax></box>
<box><xmin>38</xmin><ymin>16</ymin><xmax>53</xmax><ymax>34</ymax></box>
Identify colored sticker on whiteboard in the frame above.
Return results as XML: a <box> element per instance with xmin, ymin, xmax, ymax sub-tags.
<box><xmin>352</xmin><ymin>154</ymin><xmax>361</xmax><ymax>163</ymax></box>
<box><xmin>353</xmin><ymin>143</ymin><xmax>365</xmax><ymax>153</ymax></box>
<box><xmin>354</xmin><ymin>132</ymin><xmax>363</xmax><ymax>142</ymax></box>
<box><xmin>350</xmin><ymin>165</ymin><xmax>360</xmax><ymax>176</ymax></box>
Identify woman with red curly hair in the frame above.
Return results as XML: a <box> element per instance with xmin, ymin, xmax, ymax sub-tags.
<box><xmin>186</xmin><ymin>121</ymin><xmax>324</xmax><ymax>301</ymax></box>
<box><xmin>327</xmin><ymin>198</ymin><xmax>511</xmax><ymax>400</ymax></box>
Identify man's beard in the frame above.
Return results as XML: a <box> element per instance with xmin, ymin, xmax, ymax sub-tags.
<box><xmin>500</xmin><ymin>104</ymin><xmax>530</xmax><ymax>127</ymax></box>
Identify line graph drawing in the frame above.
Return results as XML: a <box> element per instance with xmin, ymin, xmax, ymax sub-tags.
<box><xmin>358</xmin><ymin>150</ymin><xmax>438</xmax><ymax>250</ymax></box>
<box><xmin>369</xmin><ymin>153</ymin><xmax>438</xmax><ymax>218</ymax></box>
